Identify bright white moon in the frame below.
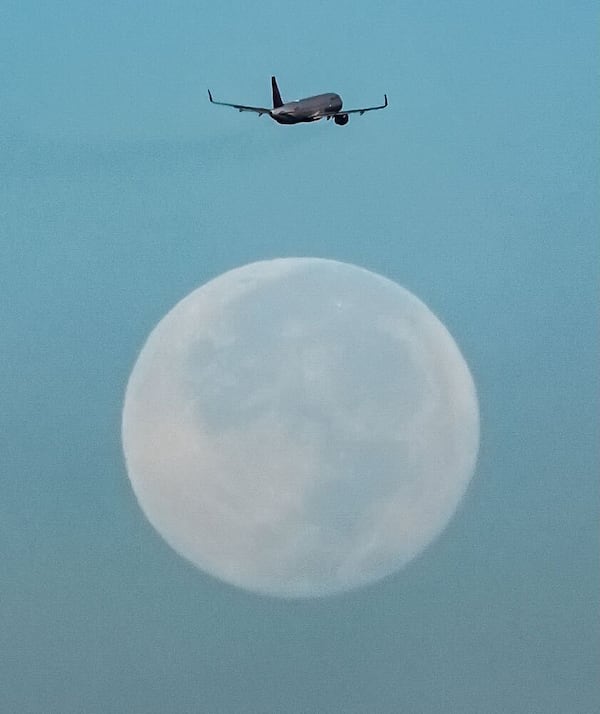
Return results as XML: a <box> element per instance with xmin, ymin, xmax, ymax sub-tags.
<box><xmin>122</xmin><ymin>258</ymin><xmax>479</xmax><ymax>598</ymax></box>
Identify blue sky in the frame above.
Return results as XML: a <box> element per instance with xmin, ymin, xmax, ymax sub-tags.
<box><xmin>1</xmin><ymin>2</ymin><xmax>598</xmax><ymax>712</ymax></box>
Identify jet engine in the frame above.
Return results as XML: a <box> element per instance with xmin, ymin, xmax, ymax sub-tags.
<box><xmin>334</xmin><ymin>113</ymin><xmax>349</xmax><ymax>126</ymax></box>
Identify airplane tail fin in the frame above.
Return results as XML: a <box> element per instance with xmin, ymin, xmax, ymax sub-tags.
<box><xmin>271</xmin><ymin>76</ymin><xmax>283</xmax><ymax>108</ymax></box>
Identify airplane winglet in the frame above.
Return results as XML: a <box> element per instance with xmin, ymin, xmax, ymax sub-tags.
<box><xmin>384</xmin><ymin>94</ymin><xmax>388</xmax><ymax>107</ymax></box>
<box><xmin>208</xmin><ymin>89</ymin><xmax>214</xmax><ymax>102</ymax></box>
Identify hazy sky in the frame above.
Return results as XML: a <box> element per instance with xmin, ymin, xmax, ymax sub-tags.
<box><xmin>2</xmin><ymin>2</ymin><xmax>598</xmax><ymax>712</ymax></box>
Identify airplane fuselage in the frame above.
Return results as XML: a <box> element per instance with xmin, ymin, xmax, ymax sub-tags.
<box><xmin>270</xmin><ymin>93</ymin><xmax>342</xmax><ymax>124</ymax></box>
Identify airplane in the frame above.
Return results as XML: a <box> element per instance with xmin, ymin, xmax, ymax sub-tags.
<box><xmin>208</xmin><ymin>76</ymin><xmax>388</xmax><ymax>126</ymax></box>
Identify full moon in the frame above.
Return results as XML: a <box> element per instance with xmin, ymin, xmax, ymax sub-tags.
<box><xmin>122</xmin><ymin>258</ymin><xmax>479</xmax><ymax>598</ymax></box>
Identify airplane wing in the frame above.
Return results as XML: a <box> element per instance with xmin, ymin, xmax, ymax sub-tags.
<box><xmin>208</xmin><ymin>90</ymin><xmax>271</xmax><ymax>116</ymax></box>
<box><xmin>324</xmin><ymin>94</ymin><xmax>388</xmax><ymax>117</ymax></box>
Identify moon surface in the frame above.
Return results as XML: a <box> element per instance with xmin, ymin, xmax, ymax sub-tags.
<box><xmin>122</xmin><ymin>258</ymin><xmax>479</xmax><ymax>598</ymax></box>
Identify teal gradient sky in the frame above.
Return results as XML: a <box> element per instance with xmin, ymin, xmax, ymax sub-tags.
<box><xmin>1</xmin><ymin>2</ymin><xmax>598</xmax><ymax>712</ymax></box>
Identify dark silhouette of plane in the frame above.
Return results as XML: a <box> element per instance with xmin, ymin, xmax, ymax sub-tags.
<box><xmin>208</xmin><ymin>76</ymin><xmax>388</xmax><ymax>126</ymax></box>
